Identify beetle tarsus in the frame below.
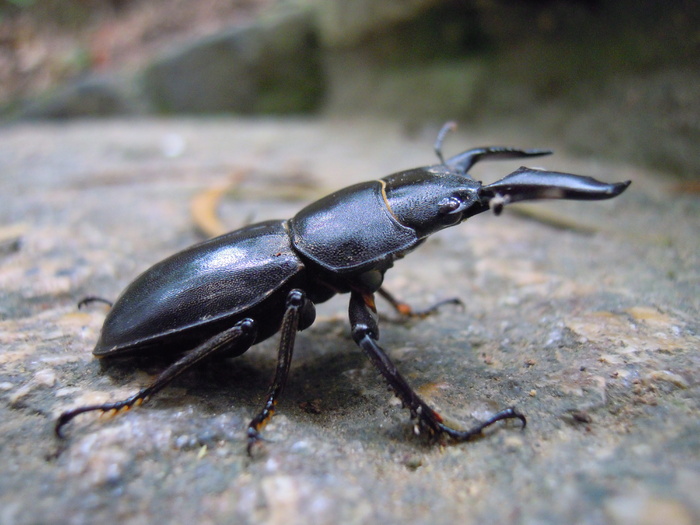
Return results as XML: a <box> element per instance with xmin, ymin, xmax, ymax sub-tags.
<box><xmin>436</xmin><ymin>407</ymin><xmax>527</xmax><ymax>442</ymax></box>
<box><xmin>55</xmin><ymin>391</ymin><xmax>148</xmax><ymax>438</ymax></box>
<box><xmin>55</xmin><ymin>319</ymin><xmax>258</xmax><ymax>437</ymax></box>
<box><xmin>246</xmin><ymin>428</ymin><xmax>273</xmax><ymax>456</ymax></box>
<box><xmin>378</xmin><ymin>287</ymin><xmax>463</xmax><ymax>319</ymax></box>
<box><xmin>77</xmin><ymin>296</ymin><xmax>114</xmax><ymax>309</ymax></box>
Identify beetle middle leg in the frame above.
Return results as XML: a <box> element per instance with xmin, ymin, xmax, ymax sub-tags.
<box><xmin>77</xmin><ymin>296</ymin><xmax>114</xmax><ymax>309</ymax></box>
<box><xmin>55</xmin><ymin>318</ymin><xmax>258</xmax><ymax>437</ymax></box>
<box><xmin>246</xmin><ymin>289</ymin><xmax>314</xmax><ymax>455</ymax></box>
<box><xmin>349</xmin><ymin>290</ymin><xmax>525</xmax><ymax>441</ymax></box>
<box><xmin>377</xmin><ymin>287</ymin><xmax>462</xmax><ymax>319</ymax></box>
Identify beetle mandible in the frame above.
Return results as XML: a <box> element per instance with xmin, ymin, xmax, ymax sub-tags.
<box><xmin>56</xmin><ymin>123</ymin><xmax>630</xmax><ymax>453</ymax></box>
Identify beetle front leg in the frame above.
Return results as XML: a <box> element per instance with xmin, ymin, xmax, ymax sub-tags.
<box><xmin>247</xmin><ymin>289</ymin><xmax>314</xmax><ymax>455</ymax></box>
<box><xmin>55</xmin><ymin>318</ymin><xmax>257</xmax><ymax>437</ymax></box>
<box><xmin>349</xmin><ymin>291</ymin><xmax>525</xmax><ymax>442</ymax></box>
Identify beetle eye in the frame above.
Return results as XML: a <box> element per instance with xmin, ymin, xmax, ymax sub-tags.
<box><xmin>438</xmin><ymin>196</ymin><xmax>462</xmax><ymax>215</ymax></box>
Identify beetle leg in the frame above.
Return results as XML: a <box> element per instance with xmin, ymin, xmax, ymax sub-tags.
<box><xmin>377</xmin><ymin>287</ymin><xmax>462</xmax><ymax>319</ymax></box>
<box><xmin>349</xmin><ymin>290</ymin><xmax>525</xmax><ymax>441</ymax></box>
<box><xmin>77</xmin><ymin>296</ymin><xmax>113</xmax><ymax>309</ymax></box>
<box><xmin>55</xmin><ymin>318</ymin><xmax>257</xmax><ymax>437</ymax></box>
<box><xmin>247</xmin><ymin>289</ymin><xmax>311</xmax><ymax>455</ymax></box>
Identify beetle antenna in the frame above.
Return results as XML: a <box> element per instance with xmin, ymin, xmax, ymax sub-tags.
<box><xmin>434</xmin><ymin>121</ymin><xmax>457</xmax><ymax>165</ymax></box>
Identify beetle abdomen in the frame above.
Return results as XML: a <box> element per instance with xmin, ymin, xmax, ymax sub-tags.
<box><xmin>290</xmin><ymin>181</ymin><xmax>418</xmax><ymax>273</ymax></box>
<box><xmin>94</xmin><ymin>220</ymin><xmax>305</xmax><ymax>356</ymax></box>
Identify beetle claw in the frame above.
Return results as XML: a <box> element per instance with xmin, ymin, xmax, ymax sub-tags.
<box><xmin>246</xmin><ymin>430</ymin><xmax>272</xmax><ymax>457</ymax></box>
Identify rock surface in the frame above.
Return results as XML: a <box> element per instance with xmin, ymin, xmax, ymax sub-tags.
<box><xmin>0</xmin><ymin>118</ymin><xmax>698</xmax><ymax>524</ymax></box>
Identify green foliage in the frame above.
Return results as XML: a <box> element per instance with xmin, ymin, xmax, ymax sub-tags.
<box><xmin>0</xmin><ymin>0</ymin><xmax>106</xmax><ymax>27</ymax></box>
<box><xmin>2</xmin><ymin>0</ymin><xmax>37</xmax><ymax>8</ymax></box>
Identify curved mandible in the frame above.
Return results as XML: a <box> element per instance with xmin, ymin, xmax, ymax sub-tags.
<box><xmin>482</xmin><ymin>167</ymin><xmax>632</xmax><ymax>203</ymax></box>
<box><xmin>432</xmin><ymin>122</ymin><xmax>551</xmax><ymax>176</ymax></box>
<box><xmin>447</xmin><ymin>147</ymin><xmax>552</xmax><ymax>176</ymax></box>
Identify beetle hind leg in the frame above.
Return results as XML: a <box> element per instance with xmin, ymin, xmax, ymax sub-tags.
<box><xmin>349</xmin><ymin>290</ymin><xmax>525</xmax><ymax>442</ymax></box>
<box><xmin>378</xmin><ymin>287</ymin><xmax>462</xmax><ymax>319</ymax></box>
<box><xmin>55</xmin><ymin>318</ymin><xmax>257</xmax><ymax>438</ymax></box>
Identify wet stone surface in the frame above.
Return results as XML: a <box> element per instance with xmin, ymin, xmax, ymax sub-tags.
<box><xmin>0</xmin><ymin>118</ymin><xmax>698</xmax><ymax>524</ymax></box>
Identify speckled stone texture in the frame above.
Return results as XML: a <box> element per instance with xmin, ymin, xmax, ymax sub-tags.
<box><xmin>1</xmin><ymin>119</ymin><xmax>697</xmax><ymax>525</ymax></box>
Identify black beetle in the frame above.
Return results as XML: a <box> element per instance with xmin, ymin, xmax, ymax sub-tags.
<box><xmin>56</xmin><ymin>123</ymin><xmax>630</xmax><ymax>452</ymax></box>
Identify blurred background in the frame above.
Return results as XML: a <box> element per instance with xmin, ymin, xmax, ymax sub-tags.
<box><xmin>1</xmin><ymin>0</ymin><xmax>698</xmax><ymax>178</ymax></box>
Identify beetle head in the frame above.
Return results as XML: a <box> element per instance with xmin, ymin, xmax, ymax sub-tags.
<box><xmin>436</xmin><ymin>124</ymin><xmax>630</xmax><ymax>219</ymax></box>
<box><xmin>382</xmin><ymin>166</ymin><xmax>483</xmax><ymax>238</ymax></box>
<box><xmin>382</xmin><ymin>153</ymin><xmax>630</xmax><ymax>239</ymax></box>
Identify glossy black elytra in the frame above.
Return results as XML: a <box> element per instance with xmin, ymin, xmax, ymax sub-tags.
<box><xmin>56</xmin><ymin>123</ymin><xmax>630</xmax><ymax>453</ymax></box>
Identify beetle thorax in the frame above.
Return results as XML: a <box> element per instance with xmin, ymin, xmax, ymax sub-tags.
<box><xmin>289</xmin><ymin>181</ymin><xmax>419</xmax><ymax>274</ymax></box>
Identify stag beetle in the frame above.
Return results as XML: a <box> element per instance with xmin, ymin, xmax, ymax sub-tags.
<box><xmin>56</xmin><ymin>123</ymin><xmax>630</xmax><ymax>453</ymax></box>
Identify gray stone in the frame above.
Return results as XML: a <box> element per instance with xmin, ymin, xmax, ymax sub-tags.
<box><xmin>18</xmin><ymin>74</ymin><xmax>140</xmax><ymax>120</ymax></box>
<box><xmin>141</xmin><ymin>8</ymin><xmax>324</xmax><ymax>115</ymax></box>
